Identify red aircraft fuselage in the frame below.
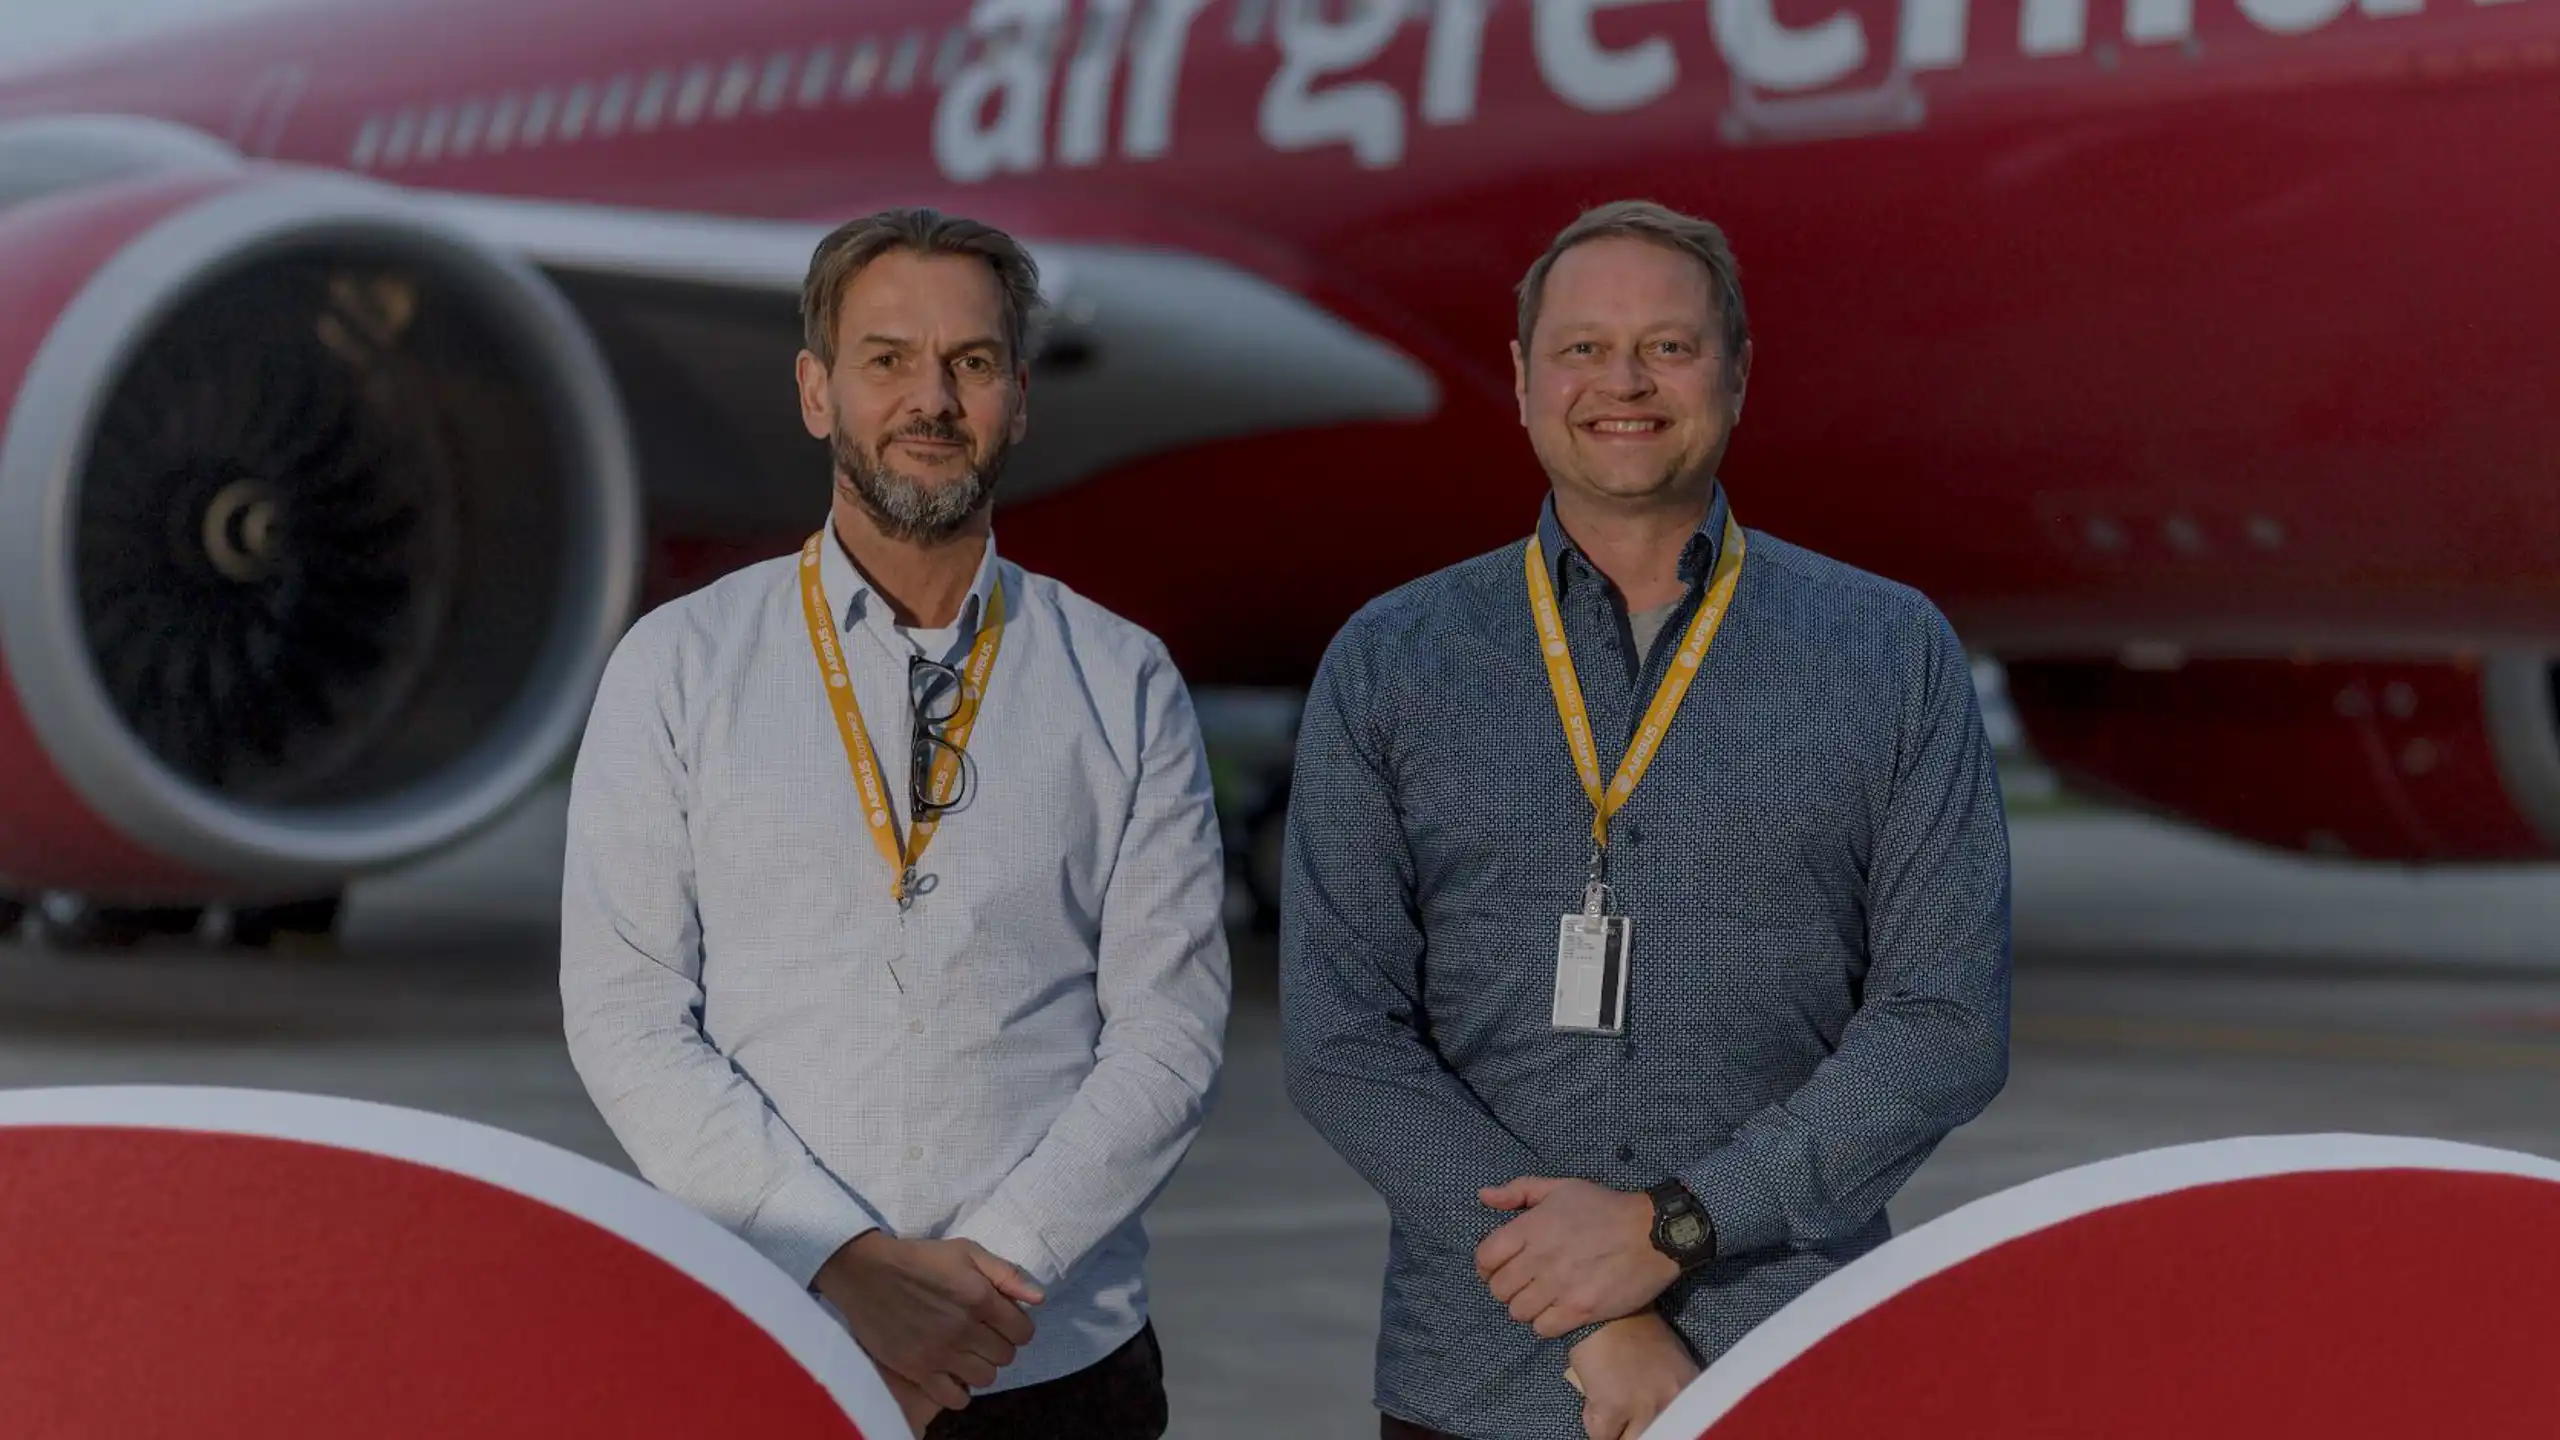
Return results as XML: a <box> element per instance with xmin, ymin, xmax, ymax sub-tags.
<box><xmin>12</xmin><ymin>0</ymin><xmax>2555</xmax><ymax>675</ymax></box>
<box><xmin>2</xmin><ymin>0</ymin><xmax>2557</xmax><ymax>901</ymax></box>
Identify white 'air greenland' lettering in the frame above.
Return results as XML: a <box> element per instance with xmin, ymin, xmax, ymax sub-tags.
<box><xmin>913</xmin><ymin>0</ymin><xmax>2527</xmax><ymax>180</ymax></box>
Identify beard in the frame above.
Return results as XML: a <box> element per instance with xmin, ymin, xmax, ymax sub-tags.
<box><xmin>832</xmin><ymin>415</ymin><xmax>1010</xmax><ymax>544</ymax></box>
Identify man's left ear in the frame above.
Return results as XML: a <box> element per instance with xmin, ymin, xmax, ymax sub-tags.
<box><xmin>1010</xmin><ymin>364</ymin><xmax>1031</xmax><ymax>442</ymax></box>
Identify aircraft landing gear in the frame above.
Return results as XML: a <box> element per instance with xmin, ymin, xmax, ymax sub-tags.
<box><xmin>1238</xmin><ymin>772</ymin><xmax>1291</xmax><ymax>936</ymax></box>
<box><xmin>26</xmin><ymin>895</ymin><xmax>206</xmax><ymax>949</ymax></box>
<box><xmin>225</xmin><ymin>895</ymin><xmax>344</xmax><ymax>951</ymax></box>
<box><xmin>9</xmin><ymin>892</ymin><xmax>345</xmax><ymax>952</ymax></box>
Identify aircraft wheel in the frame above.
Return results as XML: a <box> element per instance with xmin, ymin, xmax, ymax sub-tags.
<box><xmin>228</xmin><ymin>895</ymin><xmax>344</xmax><ymax>952</ymax></box>
<box><xmin>29</xmin><ymin>895</ymin><xmax>205</xmax><ymax>950</ymax></box>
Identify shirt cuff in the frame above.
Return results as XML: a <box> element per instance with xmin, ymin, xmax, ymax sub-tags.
<box><xmin>948</xmin><ymin>1188</ymin><xmax>1068</xmax><ymax>1291</ymax></box>
<box><xmin>1677</xmin><ymin>1141</ymin><xmax>1791</xmax><ymax>1261</ymax></box>
<box><xmin>742</xmin><ymin>1165</ymin><xmax>882</xmax><ymax>1288</ymax></box>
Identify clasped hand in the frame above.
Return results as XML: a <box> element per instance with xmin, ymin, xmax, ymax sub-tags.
<box><xmin>1476</xmin><ymin>1177</ymin><xmax>1679</xmax><ymax>1337</ymax></box>
<box><xmin>814</xmin><ymin>1231</ymin><xmax>1044</xmax><ymax>1434</ymax></box>
<box><xmin>1478</xmin><ymin>1177</ymin><xmax>1698</xmax><ymax>1440</ymax></box>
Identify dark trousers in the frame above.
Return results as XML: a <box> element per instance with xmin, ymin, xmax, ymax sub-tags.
<box><xmin>1380</xmin><ymin>1416</ymin><xmax>1463</xmax><ymax>1440</ymax></box>
<box><xmin>923</xmin><ymin>1322</ymin><xmax>1167</xmax><ymax>1440</ymax></box>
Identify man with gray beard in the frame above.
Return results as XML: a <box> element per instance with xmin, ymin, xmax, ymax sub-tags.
<box><xmin>560</xmin><ymin>208</ymin><xmax>1231</xmax><ymax>1440</ymax></box>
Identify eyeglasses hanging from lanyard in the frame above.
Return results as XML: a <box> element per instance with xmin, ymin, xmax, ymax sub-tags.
<box><xmin>908</xmin><ymin>653</ymin><xmax>974</xmax><ymax>822</ymax></box>
<box><xmin>796</xmin><ymin>532</ymin><xmax>1004</xmax><ymax>909</ymax></box>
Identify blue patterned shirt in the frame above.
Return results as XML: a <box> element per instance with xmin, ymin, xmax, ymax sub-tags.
<box><xmin>1279</xmin><ymin>485</ymin><xmax>2012</xmax><ymax>1439</ymax></box>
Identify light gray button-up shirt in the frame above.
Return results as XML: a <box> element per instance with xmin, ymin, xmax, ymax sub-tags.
<box><xmin>560</xmin><ymin>518</ymin><xmax>1232</xmax><ymax>1391</ymax></box>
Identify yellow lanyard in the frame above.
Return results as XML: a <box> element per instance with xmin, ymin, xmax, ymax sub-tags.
<box><xmin>1524</xmin><ymin>513</ymin><xmax>1747</xmax><ymax>878</ymax></box>
<box><xmin>797</xmin><ymin>531</ymin><xmax>1004</xmax><ymax>907</ymax></box>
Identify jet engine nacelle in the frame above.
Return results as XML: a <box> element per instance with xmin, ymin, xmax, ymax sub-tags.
<box><xmin>0</xmin><ymin>140</ymin><xmax>640</xmax><ymax>901</ymax></box>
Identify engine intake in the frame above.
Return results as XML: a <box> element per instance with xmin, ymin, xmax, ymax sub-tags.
<box><xmin>0</xmin><ymin>170</ymin><xmax>640</xmax><ymax>895</ymax></box>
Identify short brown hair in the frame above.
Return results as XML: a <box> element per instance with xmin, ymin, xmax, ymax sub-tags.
<box><xmin>1515</xmin><ymin>200</ymin><xmax>1748</xmax><ymax>388</ymax></box>
<box><xmin>800</xmin><ymin>207</ymin><xmax>1044</xmax><ymax>368</ymax></box>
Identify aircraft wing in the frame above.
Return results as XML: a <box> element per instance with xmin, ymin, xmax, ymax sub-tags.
<box><xmin>418</xmin><ymin>194</ymin><xmax>1443</xmax><ymax>540</ymax></box>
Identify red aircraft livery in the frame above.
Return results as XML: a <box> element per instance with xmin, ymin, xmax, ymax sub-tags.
<box><xmin>0</xmin><ymin>0</ymin><xmax>2555</xmax><ymax>933</ymax></box>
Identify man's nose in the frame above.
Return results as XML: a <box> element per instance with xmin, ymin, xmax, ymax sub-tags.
<box><xmin>907</xmin><ymin>363</ymin><xmax>963</xmax><ymax>418</ymax></box>
<box><xmin>1600</xmin><ymin>348</ymin><xmax>1653</xmax><ymax>397</ymax></box>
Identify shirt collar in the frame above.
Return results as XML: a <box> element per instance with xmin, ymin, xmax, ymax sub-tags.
<box><xmin>1535</xmin><ymin>480</ymin><xmax>1730</xmax><ymax>595</ymax></box>
<box><xmin>818</xmin><ymin>516</ymin><xmax>1002</xmax><ymax>644</ymax></box>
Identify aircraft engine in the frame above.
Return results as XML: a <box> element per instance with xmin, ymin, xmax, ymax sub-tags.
<box><xmin>0</xmin><ymin>151</ymin><xmax>640</xmax><ymax>905</ymax></box>
<box><xmin>2004</xmin><ymin>654</ymin><xmax>2560</xmax><ymax>863</ymax></box>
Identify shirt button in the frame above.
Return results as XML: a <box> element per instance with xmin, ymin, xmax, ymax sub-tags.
<box><xmin>1617</xmin><ymin>1144</ymin><xmax>1636</xmax><ymax>1163</ymax></box>
<box><xmin>908</xmin><ymin>1018</ymin><xmax>926</xmax><ymax>1035</ymax></box>
<box><xmin>907</xmin><ymin>1145</ymin><xmax>925</xmax><ymax>1161</ymax></box>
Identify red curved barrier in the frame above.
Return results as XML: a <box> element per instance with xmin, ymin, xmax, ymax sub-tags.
<box><xmin>0</xmin><ymin>1086</ymin><xmax>899</xmax><ymax>1438</ymax></box>
<box><xmin>1655</xmin><ymin>1135</ymin><xmax>2560</xmax><ymax>1440</ymax></box>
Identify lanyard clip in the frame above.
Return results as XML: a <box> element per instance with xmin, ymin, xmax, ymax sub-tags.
<box><xmin>1583</xmin><ymin>837</ymin><xmax>1609</xmax><ymax>917</ymax></box>
<box><xmin>897</xmin><ymin>867</ymin><xmax>919</xmax><ymax>912</ymax></box>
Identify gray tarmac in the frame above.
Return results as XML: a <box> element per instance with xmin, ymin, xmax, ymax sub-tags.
<box><xmin>7</xmin><ymin>781</ymin><xmax>2560</xmax><ymax>1438</ymax></box>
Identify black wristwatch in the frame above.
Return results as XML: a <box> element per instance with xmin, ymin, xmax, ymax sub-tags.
<box><xmin>1646</xmin><ymin>1180</ymin><xmax>1718</xmax><ymax>1272</ymax></box>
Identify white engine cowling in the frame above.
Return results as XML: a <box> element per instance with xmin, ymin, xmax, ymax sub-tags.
<box><xmin>0</xmin><ymin>121</ymin><xmax>640</xmax><ymax>900</ymax></box>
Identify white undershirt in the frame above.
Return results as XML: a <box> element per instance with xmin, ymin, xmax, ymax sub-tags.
<box><xmin>899</xmin><ymin>622</ymin><xmax>963</xmax><ymax>659</ymax></box>
<box><xmin>1629</xmin><ymin>599</ymin><xmax>1683</xmax><ymax>663</ymax></box>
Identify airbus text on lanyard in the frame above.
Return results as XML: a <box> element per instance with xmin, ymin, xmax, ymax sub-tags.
<box><xmin>797</xmin><ymin>531</ymin><xmax>1004</xmax><ymax>909</ymax></box>
<box><xmin>1524</xmin><ymin>512</ymin><xmax>1746</xmax><ymax>1034</ymax></box>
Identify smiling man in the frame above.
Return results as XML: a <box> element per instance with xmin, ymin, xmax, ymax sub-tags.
<box><xmin>1279</xmin><ymin>200</ymin><xmax>2014</xmax><ymax>1440</ymax></box>
<box><xmin>561</xmin><ymin>208</ymin><xmax>1230</xmax><ymax>1440</ymax></box>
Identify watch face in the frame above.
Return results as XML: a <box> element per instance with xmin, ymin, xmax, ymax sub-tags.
<box><xmin>1665</xmin><ymin>1214</ymin><xmax>1706</xmax><ymax>1250</ymax></box>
